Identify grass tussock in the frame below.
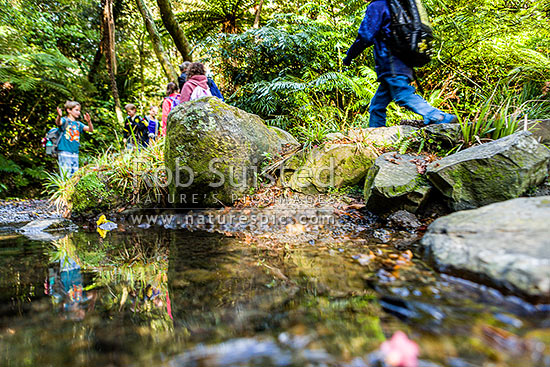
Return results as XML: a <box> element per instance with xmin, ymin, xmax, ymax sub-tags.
<box><xmin>44</xmin><ymin>137</ymin><xmax>167</xmax><ymax>216</ymax></box>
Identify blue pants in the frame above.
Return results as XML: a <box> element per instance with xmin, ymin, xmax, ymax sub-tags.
<box><xmin>58</xmin><ymin>151</ymin><xmax>79</xmax><ymax>178</ymax></box>
<box><xmin>369</xmin><ymin>75</ymin><xmax>445</xmax><ymax>127</ymax></box>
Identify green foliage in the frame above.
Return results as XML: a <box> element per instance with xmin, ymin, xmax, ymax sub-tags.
<box><xmin>203</xmin><ymin>12</ymin><xmax>382</xmax><ymax>144</ymax></box>
<box><xmin>421</xmin><ymin>0</ymin><xmax>550</xmax><ymax>111</ymax></box>
<box><xmin>455</xmin><ymin>81</ymin><xmax>549</xmax><ymax>146</ymax></box>
<box><xmin>71</xmin><ymin>171</ymin><xmax>111</xmax><ymax>216</ymax></box>
<box><xmin>0</xmin><ymin>0</ymin><xmax>171</xmax><ymax>198</ymax></box>
<box><xmin>180</xmin><ymin>0</ymin><xmax>256</xmax><ymax>37</ymax></box>
<box><xmin>45</xmin><ymin>138</ymin><xmax>168</xmax><ymax>216</ymax></box>
<box><xmin>2</xmin><ymin>0</ymin><xmax>550</xmax><ymax>198</ymax></box>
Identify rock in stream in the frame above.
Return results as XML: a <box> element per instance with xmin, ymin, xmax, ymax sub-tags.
<box><xmin>420</xmin><ymin>196</ymin><xmax>550</xmax><ymax>302</ymax></box>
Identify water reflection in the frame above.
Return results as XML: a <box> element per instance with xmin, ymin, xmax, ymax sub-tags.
<box><xmin>46</xmin><ymin>236</ymin><xmax>95</xmax><ymax>320</ymax></box>
<box><xmin>0</xmin><ymin>227</ymin><xmax>548</xmax><ymax>367</ymax></box>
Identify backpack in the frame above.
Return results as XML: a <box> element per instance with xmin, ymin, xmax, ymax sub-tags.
<box><xmin>43</xmin><ymin>118</ymin><xmax>68</xmax><ymax>157</ymax></box>
<box><xmin>385</xmin><ymin>0</ymin><xmax>433</xmax><ymax>68</ymax></box>
<box><xmin>166</xmin><ymin>95</ymin><xmax>180</xmax><ymax>109</ymax></box>
<box><xmin>190</xmin><ymin>86</ymin><xmax>212</xmax><ymax>101</ymax></box>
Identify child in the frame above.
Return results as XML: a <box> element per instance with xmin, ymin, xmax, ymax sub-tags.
<box><xmin>161</xmin><ymin>82</ymin><xmax>180</xmax><ymax>136</ymax></box>
<box><xmin>56</xmin><ymin>101</ymin><xmax>93</xmax><ymax>178</ymax></box>
<box><xmin>146</xmin><ymin>105</ymin><xmax>159</xmax><ymax>143</ymax></box>
<box><xmin>123</xmin><ymin>104</ymin><xmax>149</xmax><ymax>149</ymax></box>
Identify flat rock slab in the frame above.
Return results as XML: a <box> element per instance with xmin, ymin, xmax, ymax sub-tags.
<box><xmin>427</xmin><ymin>131</ymin><xmax>550</xmax><ymax>210</ymax></box>
<box><xmin>18</xmin><ymin>218</ymin><xmax>71</xmax><ymax>233</ymax></box>
<box><xmin>421</xmin><ymin>196</ymin><xmax>550</xmax><ymax>302</ymax></box>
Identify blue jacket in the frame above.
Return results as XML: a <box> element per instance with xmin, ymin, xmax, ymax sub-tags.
<box><xmin>207</xmin><ymin>77</ymin><xmax>225</xmax><ymax>101</ymax></box>
<box><xmin>345</xmin><ymin>0</ymin><xmax>413</xmax><ymax>81</ymax></box>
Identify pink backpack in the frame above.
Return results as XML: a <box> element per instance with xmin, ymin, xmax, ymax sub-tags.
<box><xmin>190</xmin><ymin>86</ymin><xmax>212</xmax><ymax>100</ymax></box>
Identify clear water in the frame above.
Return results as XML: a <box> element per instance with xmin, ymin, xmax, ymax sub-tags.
<box><xmin>0</xmin><ymin>218</ymin><xmax>549</xmax><ymax>367</ymax></box>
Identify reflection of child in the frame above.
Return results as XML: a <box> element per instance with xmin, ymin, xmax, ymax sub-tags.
<box><xmin>45</xmin><ymin>255</ymin><xmax>95</xmax><ymax>320</ymax></box>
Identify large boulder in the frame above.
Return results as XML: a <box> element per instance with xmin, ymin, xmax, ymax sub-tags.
<box><xmin>165</xmin><ymin>98</ymin><xmax>299</xmax><ymax>206</ymax></box>
<box><xmin>284</xmin><ymin>143</ymin><xmax>377</xmax><ymax>194</ymax></box>
<box><xmin>420</xmin><ymin>196</ymin><xmax>550</xmax><ymax>302</ymax></box>
<box><xmin>364</xmin><ymin>153</ymin><xmax>431</xmax><ymax>214</ymax></box>
<box><xmin>426</xmin><ymin>131</ymin><xmax>550</xmax><ymax>211</ymax></box>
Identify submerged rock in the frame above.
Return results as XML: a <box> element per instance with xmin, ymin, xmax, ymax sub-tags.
<box><xmin>421</xmin><ymin>196</ymin><xmax>550</xmax><ymax>302</ymax></box>
<box><xmin>18</xmin><ymin>218</ymin><xmax>73</xmax><ymax>233</ymax></box>
<box><xmin>17</xmin><ymin>218</ymin><xmax>76</xmax><ymax>241</ymax></box>
<box><xmin>364</xmin><ymin>153</ymin><xmax>431</xmax><ymax>214</ymax></box>
<box><xmin>387</xmin><ymin>210</ymin><xmax>422</xmax><ymax>229</ymax></box>
<box><xmin>427</xmin><ymin>131</ymin><xmax>550</xmax><ymax>211</ymax></box>
<box><xmin>285</xmin><ymin>143</ymin><xmax>377</xmax><ymax>194</ymax></box>
<box><xmin>165</xmin><ymin>98</ymin><xmax>298</xmax><ymax>206</ymax></box>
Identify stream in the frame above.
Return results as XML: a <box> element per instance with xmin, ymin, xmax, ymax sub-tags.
<box><xmin>0</xmin><ymin>207</ymin><xmax>549</xmax><ymax>367</ymax></box>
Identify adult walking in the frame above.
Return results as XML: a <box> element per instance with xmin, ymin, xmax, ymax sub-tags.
<box><xmin>179</xmin><ymin>62</ymin><xmax>212</xmax><ymax>102</ymax></box>
<box><xmin>343</xmin><ymin>0</ymin><xmax>457</xmax><ymax>127</ymax></box>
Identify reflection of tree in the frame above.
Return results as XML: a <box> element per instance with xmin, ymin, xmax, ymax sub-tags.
<box><xmin>0</xmin><ymin>235</ymin><xmax>51</xmax><ymax>315</ymax></box>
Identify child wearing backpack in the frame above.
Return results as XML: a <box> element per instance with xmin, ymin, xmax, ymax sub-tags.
<box><xmin>56</xmin><ymin>101</ymin><xmax>94</xmax><ymax>178</ymax></box>
<box><xmin>179</xmin><ymin>62</ymin><xmax>212</xmax><ymax>103</ymax></box>
<box><xmin>161</xmin><ymin>82</ymin><xmax>180</xmax><ymax>136</ymax></box>
<box><xmin>343</xmin><ymin>0</ymin><xmax>457</xmax><ymax>128</ymax></box>
<box><xmin>123</xmin><ymin>104</ymin><xmax>149</xmax><ymax>149</ymax></box>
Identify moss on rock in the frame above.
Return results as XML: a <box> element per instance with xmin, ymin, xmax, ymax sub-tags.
<box><xmin>165</xmin><ymin>97</ymin><xmax>299</xmax><ymax>207</ymax></box>
<box><xmin>427</xmin><ymin>131</ymin><xmax>550</xmax><ymax>210</ymax></box>
<box><xmin>364</xmin><ymin>153</ymin><xmax>432</xmax><ymax>214</ymax></box>
<box><xmin>71</xmin><ymin>171</ymin><xmax>113</xmax><ymax>217</ymax></box>
<box><xmin>285</xmin><ymin>143</ymin><xmax>377</xmax><ymax>194</ymax></box>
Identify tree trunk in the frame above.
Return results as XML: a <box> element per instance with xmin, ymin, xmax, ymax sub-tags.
<box><xmin>253</xmin><ymin>0</ymin><xmax>264</xmax><ymax>28</ymax></box>
<box><xmin>88</xmin><ymin>46</ymin><xmax>103</xmax><ymax>83</ymax></box>
<box><xmin>138</xmin><ymin>32</ymin><xmax>146</xmax><ymax>111</ymax></box>
<box><xmin>135</xmin><ymin>0</ymin><xmax>179</xmax><ymax>82</ymax></box>
<box><xmin>101</xmin><ymin>0</ymin><xmax>124</xmax><ymax>125</ymax></box>
<box><xmin>156</xmin><ymin>0</ymin><xmax>192</xmax><ymax>62</ymax></box>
